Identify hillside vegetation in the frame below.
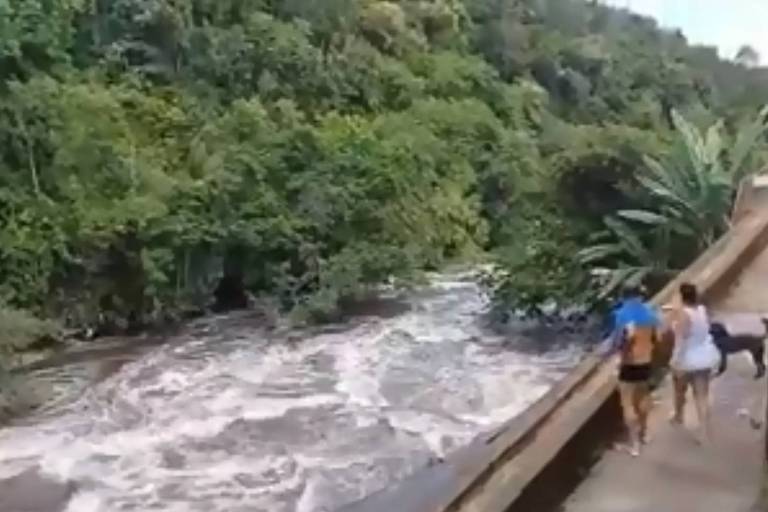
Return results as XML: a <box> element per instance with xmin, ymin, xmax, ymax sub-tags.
<box><xmin>2</xmin><ymin>0</ymin><xmax>768</xmax><ymax>342</ymax></box>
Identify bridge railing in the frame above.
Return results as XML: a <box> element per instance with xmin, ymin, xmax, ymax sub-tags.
<box><xmin>343</xmin><ymin>174</ymin><xmax>768</xmax><ymax>512</ymax></box>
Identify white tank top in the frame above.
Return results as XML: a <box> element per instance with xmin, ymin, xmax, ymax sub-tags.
<box><xmin>672</xmin><ymin>305</ymin><xmax>719</xmax><ymax>372</ymax></box>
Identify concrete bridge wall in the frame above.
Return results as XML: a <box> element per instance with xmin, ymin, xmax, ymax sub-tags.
<box><xmin>343</xmin><ymin>175</ymin><xmax>768</xmax><ymax>512</ymax></box>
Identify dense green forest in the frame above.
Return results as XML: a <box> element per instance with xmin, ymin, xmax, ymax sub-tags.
<box><xmin>2</xmin><ymin>0</ymin><xmax>768</xmax><ymax>354</ymax></box>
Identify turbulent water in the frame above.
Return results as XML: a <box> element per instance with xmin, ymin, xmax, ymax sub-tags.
<box><xmin>0</xmin><ymin>273</ymin><xmax>590</xmax><ymax>512</ymax></box>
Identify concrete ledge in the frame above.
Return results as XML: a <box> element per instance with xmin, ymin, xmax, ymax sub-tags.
<box><xmin>343</xmin><ymin>208</ymin><xmax>768</xmax><ymax>512</ymax></box>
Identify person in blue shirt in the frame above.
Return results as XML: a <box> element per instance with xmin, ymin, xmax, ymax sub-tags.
<box><xmin>601</xmin><ymin>285</ymin><xmax>659</xmax><ymax>354</ymax></box>
<box><xmin>605</xmin><ymin>285</ymin><xmax>661</xmax><ymax>456</ymax></box>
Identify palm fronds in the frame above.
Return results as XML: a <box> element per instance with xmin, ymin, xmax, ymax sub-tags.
<box><xmin>579</xmin><ymin>107</ymin><xmax>768</xmax><ymax>296</ymax></box>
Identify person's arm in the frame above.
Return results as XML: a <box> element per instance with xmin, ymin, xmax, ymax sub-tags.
<box><xmin>598</xmin><ymin>322</ymin><xmax>626</xmax><ymax>356</ymax></box>
<box><xmin>652</xmin><ymin>325</ymin><xmax>662</xmax><ymax>346</ymax></box>
<box><xmin>650</xmin><ymin>305</ymin><xmax>662</xmax><ymax>345</ymax></box>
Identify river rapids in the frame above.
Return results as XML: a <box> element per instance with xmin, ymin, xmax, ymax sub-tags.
<box><xmin>0</xmin><ymin>272</ymin><xmax>591</xmax><ymax>512</ymax></box>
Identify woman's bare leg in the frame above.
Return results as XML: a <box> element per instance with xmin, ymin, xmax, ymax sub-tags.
<box><xmin>637</xmin><ymin>384</ymin><xmax>652</xmax><ymax>443</ymax></box>
<box><xmin>671</xmin><ymin>371</ymin><xmax>686</xmax><ymax>424</ymax></box>
<box><xmin>618</xmin><ymin>382</ymin><xmax>641</xmax><ymax>456</ymax></box>
<box><xmin>691</xmin><ymin>372</ymin><xmax>711</xmax><ymax>443</ymax></box>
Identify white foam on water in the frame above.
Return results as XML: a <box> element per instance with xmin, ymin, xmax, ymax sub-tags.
<box><xmin>241</xmin><ymin>394</ymin><xmax>344</xmax><ymax>421</ymax></box>
<box><xmin>385</xmin><ymin>408</ymin><xmax>475</xmax><ymax>457</ymax></box>
<box><xmin>331</xmin><ymin>323</ymin><xmax>390</xmax><ymax>409</ymax></box>
<box><xmin>65</xmin><ymin>491</ymin><xmax>104</xmax><ymax>512</ymax></box>
<box><xmin>0</xmin><ymin>273</ymin><xmax>587</xmax><ymax>512</ymax></box>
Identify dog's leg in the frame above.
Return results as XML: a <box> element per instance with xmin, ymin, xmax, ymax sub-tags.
<box><xmin>751</xmin><ymin>343</ymin><xmax>766</xmax><ymax>379</ymax></box>
<box><xmin>718</xmin><ymin>350</ymin><xmax>728</xmax><ymax>376</ymax></box>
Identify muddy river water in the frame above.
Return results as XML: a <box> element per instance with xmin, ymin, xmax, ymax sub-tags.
<box><xmin>0</xmin><ymin>272</ymin><xmax>591</xmax><ymax>512</ymax></box>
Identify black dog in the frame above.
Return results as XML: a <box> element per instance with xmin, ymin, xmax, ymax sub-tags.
<box><xmin>709</xmin><ymin>320</ymin><xmax>767</xmax><ymax>379</ymax></box>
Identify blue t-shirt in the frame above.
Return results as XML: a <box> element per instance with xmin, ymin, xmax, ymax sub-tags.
<box><xmin>607</xmin><ymin>297</ymin><xmax>659</xmax><ymax>353</ymax></box>
<box><xmin>615</xmin><ymin>297</ymin><xmax>659</xmax><ymax>328</ymax></box>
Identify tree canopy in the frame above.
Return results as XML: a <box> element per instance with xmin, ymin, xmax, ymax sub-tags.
<box><xmin>1</xmin><ymin>0</ymin><xmax>768</xmax><ymax>332</ymax></box>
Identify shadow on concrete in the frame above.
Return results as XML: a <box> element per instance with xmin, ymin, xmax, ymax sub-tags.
<box><xmin>509</xmin><ymin>393</ymin><xmax>623</xmax><ymax>512</ymax></box>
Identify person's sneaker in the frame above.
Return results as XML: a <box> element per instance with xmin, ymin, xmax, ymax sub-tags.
<box><xmin>614</xmin><ymin>443</ymin><xmax>641</xmax><ymax>457</ymax></box>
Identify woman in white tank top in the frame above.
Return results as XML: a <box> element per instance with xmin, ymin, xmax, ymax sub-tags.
<box><xmin>669</xmin><ymin>283</ymin><xmax>719</xmax><ymax>444</ymax></box>
<box><xmin>671</xmin><ymin>303</ymin><xmax>719</xmax><ymax>372</ymax></box>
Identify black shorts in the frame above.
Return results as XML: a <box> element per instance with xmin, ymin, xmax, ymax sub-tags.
<box><xmin>619</xmin><ymin>364</ymin><xmax>652</xmax><ymax>383</ymax></box>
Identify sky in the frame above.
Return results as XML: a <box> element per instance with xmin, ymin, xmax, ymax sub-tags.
<box><xmin>602</xmin><ymin>0</ymin><xmax>768</xmax><ymax>64</ymax></box>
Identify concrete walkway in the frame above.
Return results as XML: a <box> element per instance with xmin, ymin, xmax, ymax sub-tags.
<box><xmin>565</xmin><ymin>220</ymin><xmax>768</xmax><ymax>512</ymax></box>
<box><xmin>564</xmin><ymin>352</ymin><xmax>764</xmax><ymax>512</ymax></box>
